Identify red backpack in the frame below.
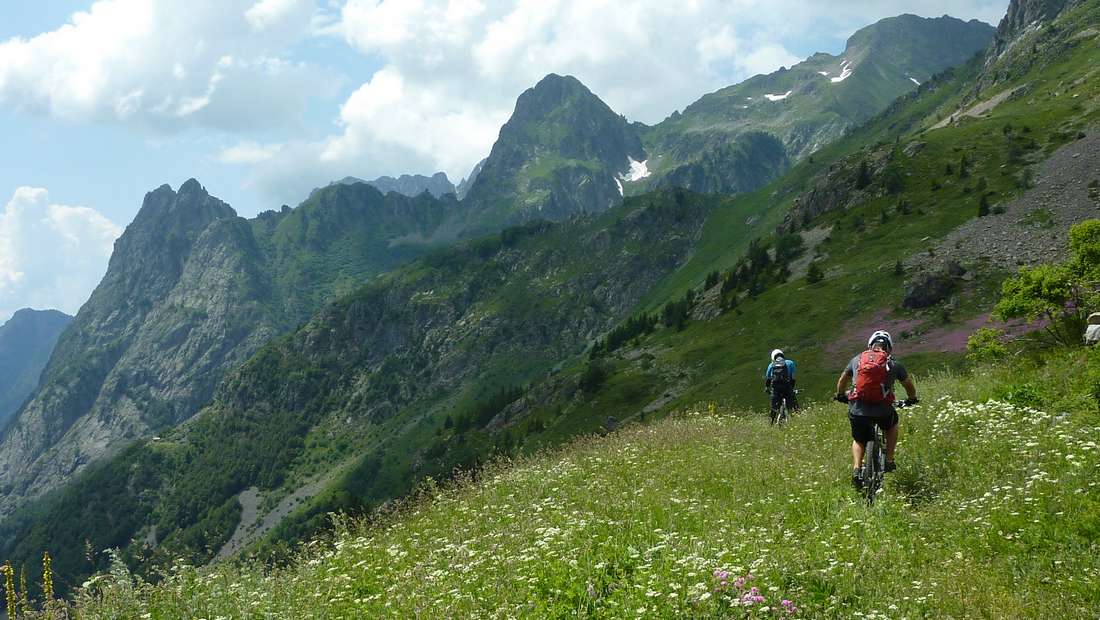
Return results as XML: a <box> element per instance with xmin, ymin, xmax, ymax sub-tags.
<box><xmin>850</xmin><ymin>350</ymin><xmax>894</xmax><ymax>405</ymax></box>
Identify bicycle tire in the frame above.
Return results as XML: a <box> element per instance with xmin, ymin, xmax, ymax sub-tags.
<box><xmin>863</xmin><ymin>426</ymin><xmax>886</xmax><ymax>506</ymax></box>
<box><xmin>778</xmin><ymin>398</ymin><xmax>788</xmax><ymax>425</ymax></box>
<box><xmin>863</xmin><ymin>441</ymin><xmax>878</xmax><ymax>505</ymax></box>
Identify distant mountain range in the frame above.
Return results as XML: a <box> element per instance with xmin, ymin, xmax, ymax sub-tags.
<box><xmin>328</xmin><ymin>172</ymin><xmax>457</xmax><ymax>199</ymax></box>
<box><xmin>0</xmin><ymin>309</ymin><xmax>71</xmax><ymax>428</ymax></box>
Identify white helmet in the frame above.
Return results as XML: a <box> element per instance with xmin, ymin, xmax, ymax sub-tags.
<box><xmin>771</xmin><ymin>348</ymin><xmax>784</xmax><ymax>361</ymax></box>
<box><xmin>867</xmin><ymin>330</ymin><xmax>893</xmax><ymax>351</ymax></box>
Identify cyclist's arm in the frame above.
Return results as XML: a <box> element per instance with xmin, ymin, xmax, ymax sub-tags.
<box><xmin>900</xmin><ymin>376</ymin><xmax>917</xmax><ymax>400</ymax></box>
<box><xmin>836</xmin><ymin>369</ymin><xmax>852</xmax><ymax>396</ymax></box>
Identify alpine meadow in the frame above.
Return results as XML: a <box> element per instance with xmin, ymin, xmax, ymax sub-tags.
<box><xmin>0</xmin><ymin>0</ymin><xmax>1099</xmax><ymax>618</ymax></box>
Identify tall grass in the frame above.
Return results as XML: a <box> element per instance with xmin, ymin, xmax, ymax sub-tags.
<box><xmin>55</xmin><ymin>348</ymin><xmax>1099</xmax><ymax>619</ymax></box>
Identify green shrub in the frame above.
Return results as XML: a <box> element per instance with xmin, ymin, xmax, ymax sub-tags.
<box><xmin>966</xmin><ymin>328</ymin><xmax>1008</xmax><ymax>363</ymax></box>
<box><xmin>1000</xmin><ymin>382</ymin><xmax>1044</xmax><ymax>408</ymax></box>
<box><xmin>579</xmin><ymin>361</ymin><xmax>608</xmax><ymax>394</ymax></box>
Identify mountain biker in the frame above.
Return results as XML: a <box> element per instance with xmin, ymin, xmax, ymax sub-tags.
<box><xmin>834</xmin><ymin>330</ymin><xmax>918</xmax><ymax>489</ymax></box>
<box><xmin>764</xmin><ymin>349</ymin><xmax>798</xmax><ymax>423</ymax></box>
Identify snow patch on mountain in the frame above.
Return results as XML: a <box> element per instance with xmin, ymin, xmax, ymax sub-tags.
<box><xmin>615</xmin><ymin>177</ymin><xmax>624</xmax><ymax>196</ymax></box>
<box><xmin>831</xmin><ymin>61</ymin><xmax>853</xmax><ymax>83</ymax></box>
<box><xmin>817</xmin><ymin>71</ymin><xmax>829</xmax><ymax>76</ymax></box>
<box><xmin>622</xmin><ymin>158</ymin><xmax>651</xmax><ymax>182</ymax></box>
<box><xmin>764</xmin><ymin>91</ymin><xmax>792</xmax><ymax>102</ymax></box>
<box><xmin>909</xmin><ymin>77</ymin><xmax>921</xmax><ymax>86</ymax></box>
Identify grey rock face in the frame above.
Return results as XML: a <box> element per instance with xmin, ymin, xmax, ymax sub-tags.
<box><xmin>0</xmin><ymin>309</ymin><xmax>72</xmax><ymax>428</ymax></box>
<box><xmin>0</xmin><ymin>181</ymin><xmax>273</xmax><ymax>512</ymax></box>
<box><xmin>995</xmin><ymin>0</ymin><xmax>1084</xmax><ymax>48</ymax></box>
<box><xmin>456</xmin><ymin>159</ymin><xmax>487</xmax><ymax>200</ymax></box>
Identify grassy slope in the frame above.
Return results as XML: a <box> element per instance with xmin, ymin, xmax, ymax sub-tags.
<box><xmin>70</xmin><ymin>347</ymin><xmax>1100</xmax><ymax>618</ymax></box>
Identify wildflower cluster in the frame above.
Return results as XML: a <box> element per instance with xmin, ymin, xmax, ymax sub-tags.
<box><xmin>712</xmin><ymin>570</ymin><xmax>797</xmax><ymax>615</ymax></box>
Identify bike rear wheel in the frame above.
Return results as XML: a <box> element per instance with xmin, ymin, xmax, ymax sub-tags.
<box><xmin>863</xmin><ymin>428</ymin><xmax>886</xmax><ymax>505</ymax></box>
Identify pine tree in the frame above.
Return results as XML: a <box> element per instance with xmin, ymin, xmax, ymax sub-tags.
<box><xmin>806</xmin><ymin>261</ymin><xmax>824</xmax><ymax>284</ymax></box>
<box><xmin>856</xmin><ymin>160</ymin><xmax>872</xmax><ymax>189</ymax></box>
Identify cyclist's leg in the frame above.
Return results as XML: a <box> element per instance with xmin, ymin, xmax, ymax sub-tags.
<box><xmin>788</xmin><ymin>387</ymin><xmax>799</xmax><ymax>410</ymax></box>
<box><xmin>885</xmin><ymin>408</ymin><xmax>900</xmax><ymax>463</ymax></box>
<box><xmin>770</xmin><ymin>390</ymin><xmax>783</xmax><ymax>421</ymax></box>
<box><xmin>849</xmin><ymin>415</ymin><xmax>873</xmax><ymax>469</ymax></box>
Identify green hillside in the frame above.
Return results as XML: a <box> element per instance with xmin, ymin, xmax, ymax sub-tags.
<box><xmin>67</xmin><ymin>347</ymin><xmax>1100</xmax><ymax>618</ymax></box>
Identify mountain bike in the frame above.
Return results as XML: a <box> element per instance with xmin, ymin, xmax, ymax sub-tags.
<box><xmin>769</xmin><ymin>389</ymin><xmax>798</xmax><ymax>426</ymax></box>
<box><xmin>856</xmin><ymin>399</ymin><xmax>916</xmax><ymax>506</ymax></box>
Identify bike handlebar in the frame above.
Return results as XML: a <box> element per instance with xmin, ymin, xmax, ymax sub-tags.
<box><xmin>834</xmin><ymin>394</ymin><xmax>919</xmax><ymax>407</ymax></box>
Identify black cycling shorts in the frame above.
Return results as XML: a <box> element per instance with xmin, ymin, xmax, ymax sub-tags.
<box><xmin>849</xmin><ymin>410</ymin><xmax>899</xmax><ymax>444</ymax></box>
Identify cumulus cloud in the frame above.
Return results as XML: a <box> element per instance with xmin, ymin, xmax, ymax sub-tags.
<box><xmin>217</xmin><ymin>141</ymin><xmax>285</xmax><ymax>164</ymax></box>
<box><xmin>243</xmin><ymin>0</ymin><xmax>1006</xmax><ymax>205</ymax></box>
<box><xmin>0</xmin><ymin>0</ymin><xmax>335</xmax><ymax>133</ymax></box>
<box><xmin>0</xmin><ymin>187</ymin><xmax>122</xmax><ymax>322</ymax></box>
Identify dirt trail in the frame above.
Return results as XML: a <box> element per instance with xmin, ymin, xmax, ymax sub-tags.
<box><xmin>931</xmin><ymin>85</ymin><xmax>1027</xmax><ymax>129</ymax></box>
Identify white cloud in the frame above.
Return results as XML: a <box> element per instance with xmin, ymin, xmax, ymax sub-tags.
<box><xmin>244</xmin><ymin>0</ymin><xmax>1006</xmax><ymax>205</ymax></box>
<box><xmin>0</xmin><ymin>0</ymin><xmax>334</xmax><ymax>133</ymax></box>
<box><xmin>217</xmin><ymin>141</ymin><xmax>285</xmax><ymax>164</ymax></box>
<box><xmin>0</xmin><ymin>187</ymin><xmax>122</xmax><ymax>322</ymax></box>
<box><xmin>246</xmin><ymin>0</ymin><xmax>314</xmax><ymax>34</ymax></box>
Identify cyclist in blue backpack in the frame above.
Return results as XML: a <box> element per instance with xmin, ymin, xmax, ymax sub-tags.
<box><xmin>764</xmin><ymin>349</ymin><xmax>798</xmax><ymax>423</ymax></box>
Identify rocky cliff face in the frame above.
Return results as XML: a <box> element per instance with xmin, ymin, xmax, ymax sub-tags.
<box><xmin>0</xmin><ymin>309</ymin><xmax>72</xmax><ymax>428</ymax></box>
<box><xmin>995</xmin><ymin>0</ymin><xmax>1084</xmax><ymax>47</ymax></box>
<box><xmin>0</xmin><ymin>181</ymin><xmax>269</xmax><ymax>510</ymax></box>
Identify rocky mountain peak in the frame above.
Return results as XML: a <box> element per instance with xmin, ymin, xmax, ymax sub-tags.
<box><xmin>459</xmin><ymin>74</ymin><xmax>645</xmax><ymax>230</ymax></box>
<box><xmin>844</xmin><ymin>14</ymin><xmax>995</xmax><ymax>61</ymax></box>
<box><xmin>130</xmin><ymin>179</ymin><xmax>235</xmax><ymax>234</ymax></box>
<box><xmin>511</xmin><ymin>73</ymin><xmax>592</xmax><ymax>120</ymax></box>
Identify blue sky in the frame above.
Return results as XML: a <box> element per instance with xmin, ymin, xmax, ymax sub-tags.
<box><xmin>0</xmin><ymin>0</ymin><xmax>1009</xmax><ymax>322</ymax></box>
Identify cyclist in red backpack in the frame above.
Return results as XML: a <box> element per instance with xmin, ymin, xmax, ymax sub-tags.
<box><xmin>834</xmin><ymin>330</ymin><xmax>919</xmax><ymax>490</ymax></box>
